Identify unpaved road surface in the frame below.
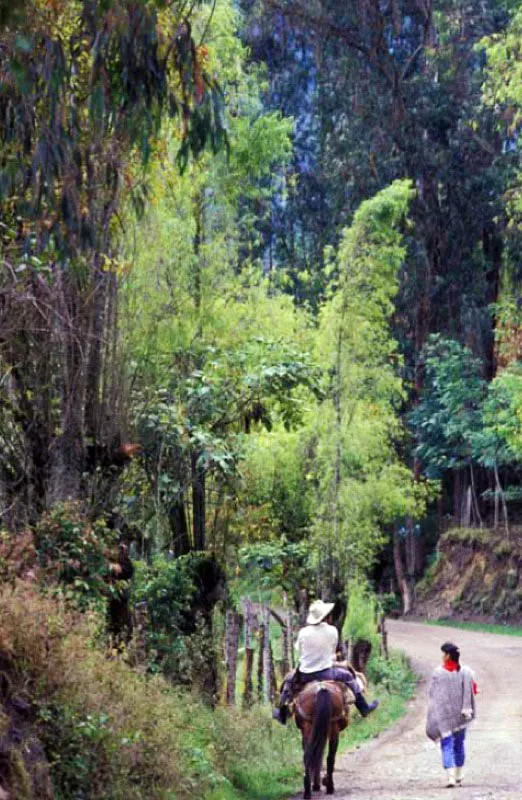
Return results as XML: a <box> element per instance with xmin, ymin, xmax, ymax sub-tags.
<box><xmin>292</xmin><ymin>620</ymin><xmax>522</xmax><ymax>800</ymax></box>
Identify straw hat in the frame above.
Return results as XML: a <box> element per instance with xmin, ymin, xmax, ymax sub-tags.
<box><xmin>306</xmin><ymin>599</ymin><xmax>335</xmax><ymax>625</ymax></box>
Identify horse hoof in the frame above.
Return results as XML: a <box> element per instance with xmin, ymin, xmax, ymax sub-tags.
<box><xmin>321</xmin><ymin>775</ymin><xmax>334</xmax><ymax>793</ymax></box>
<box><xmin>304</xmin><ymin>793</ymin><xmax>312</xmax><ymax>800</ymax></box>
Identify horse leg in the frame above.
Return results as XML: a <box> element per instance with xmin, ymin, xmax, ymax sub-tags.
<box><xmin>303</xmin><ymin>755</ymin><xmax>312</xmax><ymax>799</ymax></box>
<box><xmin>302</xmin><ymin>728</ymin><xmax>312</xmax><ymax>800</ymax></box>
<box><xmin>324</xmin><ymin>734</ymin><xmax>338</xmax><ymax>795</ymax></box>
<box><xmin>312</xmin><ymin>728</ymin><xmax>322</xmax><ymax>792</ymax></box>
<box><xmin>312</xmin><ymin>761</ymin><xmax>321</xmax><ymax>792</ymax></box>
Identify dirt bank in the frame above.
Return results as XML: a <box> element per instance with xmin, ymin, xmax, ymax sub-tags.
<box><xmin>416</xmin><ymin>527</ymin><xmax>522</xmax><ymax>622</ymax></box>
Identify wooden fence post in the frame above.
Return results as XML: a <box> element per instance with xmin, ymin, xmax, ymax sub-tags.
<box><xmin>257</xmin><ymin>614</ymin><xmax>265</xmax><ymax>703</ymax></box>
<box><xmin>379</xmin><ymin>613</ymin><xmax>389</xmax><ymax>660</ymax></box>
<box><xmin>282</xmin><ymin>609</ymin><xmax>292</xmax><ymax>676</ymax></box>
<box><xmin>242</xmin><ymin>598</ymin><xmax>254</xmax><ymax>707</ymax></box>
<box><xmin>262</xmin><ymin>605</ymin><xmax>272</xmax><ymax>705</ymax></box>
<box><xmin>225</xmin><ymin>609</ymin><xmax>240</xmax><ymax>705</ymax></box>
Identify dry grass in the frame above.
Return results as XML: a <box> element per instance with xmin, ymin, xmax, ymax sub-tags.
<box><xmin>0</xmin><ymin>583</ymin><xmax>207</xmax><ymax>798</ymax></box>
<box><xmin>0</xmin><ymin>582</ymin><xmax>301</xmax><ymax>799</ymax></box>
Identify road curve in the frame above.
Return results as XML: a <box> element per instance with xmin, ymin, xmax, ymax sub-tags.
<box><xmin>292</xmin><ymin>619</ymin><xmax>522</xmax><ymax>800</ymax></box>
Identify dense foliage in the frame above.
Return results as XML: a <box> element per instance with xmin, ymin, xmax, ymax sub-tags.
<box><xmin>2</xmin><ymin>0</ymin><xmax>522</xmax><ymax>609</ymax></box>
<box><xmin>2</xmin><ymin>0</ymin><xmax>522</xmax><ymax>793</ymax></box>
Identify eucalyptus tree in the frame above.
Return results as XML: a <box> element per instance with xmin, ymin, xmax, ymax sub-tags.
<box><xmin>0</xmin><ymin>0</ymin><xmax>227</xmax><ymax>523</ymax></box>
<box><xmin>242</xmin><ymin>0</ymin><xmax>516</xmax><ymax>378</ymax></box>
<box><xmin>410</xmin><ymin>336</ymin><xmax>522</xmax><ymax>534</ymax></box>
<box><xmin>119</xmin><ymin>0</ymin><xmax>318</xmax><ymax>555</ymax></box>
<box><xmin>309</xmin><ymin>180</ymin><xmax>426</xmax><ymax>593</ymax></box>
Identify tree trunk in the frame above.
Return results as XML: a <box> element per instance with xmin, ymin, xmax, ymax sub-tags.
<box><xmin>469</xmin><ymin>462</ymin><xmax>483</xmax><ymax>527</ymax></box>
<box><xmin>269</xmin><ymin>640</ymin><xmax>277</xmax><ymax>702</ymax></box>
<box><xmin>85</xmin><ymin>265</ymin><xmax>105</xmax><ymax>450</ymax></box>
<box><xmin>193</xmin><ymin>191</ymin><xmax>204</xmax><ymax>332</ymax></box>
<box><xmin>453</xmin><ymin>469</ymin><xmax>463</xmax><ymax>525</ymax></box>
<box><xmin>482</xmin><ymin>228</ymin><xmax>502</xmax><ymax>380</ymax></box>
<box><xmin>257</xmin><ymin>616</ymin><xmax>265</xmax><ymax>703</ymax></box>
<box><xmin>404</xmin><ymin>517</ymin><xmax>424</xmax><ymax>606</ymax></box>
<box><xmin>462</xmin><ymin>486</ymin><xmax>472</xmax><ymax>528</ymax></box>
<box><xmin>51</xmin><ymin>267</ymin><xmax>86</xmax><ymax>504</ymax></box>
<box><xmin>298</xmin><ymin>588</ymin><xmax>308</xmax><ymax>627</ymax></box>
<box><xmin>169</xmin><ymin>498</ymin><xmax>191</xmax><ymax>557</ymax></box>
<box><xmin>191</xmin><ymin>451</ymin><xmax>206</xmax><ymax>551</ymax></box>
<box><xmin>225</xmin><ymin>610</ymin><xmax>240</xmax><ymax>706</ymax></box>
<box><xmin>393</xmin><ymin>530</ymin><xmax>412</xmax><ymax>615</ymax></box>
<box><xmin>494</xmin><ymin>463</ymin><xmax>509</xmax><ymax>537</ymax></box>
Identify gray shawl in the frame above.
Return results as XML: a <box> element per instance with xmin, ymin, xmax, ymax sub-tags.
<box><xmin>426</xmin><ymin>664</ymin><xmax>476</xmax><ymax>742</ymax></box>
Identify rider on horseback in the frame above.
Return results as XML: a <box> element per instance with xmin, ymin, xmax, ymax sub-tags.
<box><xmin>273</xmin><ymin>599</ymin><xmax>379</xmax><ymax>724</ymax></box>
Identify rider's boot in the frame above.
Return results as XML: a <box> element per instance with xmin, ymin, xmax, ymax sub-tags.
<box><xmin>354</xmin><ymin>692</ymin><xmax>379</xmax><ymax>717</ymax></box>
<box><xmin>272</xmin><ymin>703</ymin><xmax>288</xmax><ymax>725</ymax></box>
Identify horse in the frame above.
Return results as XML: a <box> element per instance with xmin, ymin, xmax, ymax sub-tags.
<box><xmin>294</xmin><ymin>681</ymin><xmax>349</xmax><ymax>798</ymax></box>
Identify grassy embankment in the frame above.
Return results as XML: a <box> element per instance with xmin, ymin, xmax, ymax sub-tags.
<box><xmin>0</xmin><ymin>584</ymin><xmax>417</xmax><ymax>799</ymax></box>
<box><xmin>426</xmin><ymin>619</ymin><xmax>522</xmax><ymax>637</ymax></box>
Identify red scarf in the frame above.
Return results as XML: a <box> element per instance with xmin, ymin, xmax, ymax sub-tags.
<box><xmin>444</xmin><ymin>659</ymin><xmax>478</xmax><ymax>694</ymax></box>
<box><xmin>443</xmin><ymin>659</ymin><xmax>459</xmax><ymax>672</ymax></box>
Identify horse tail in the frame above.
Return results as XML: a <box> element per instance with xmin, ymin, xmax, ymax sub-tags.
<box><xmin>305</xmin><ymin>687</ymin><xmax>331</xmax><ymax>777</ymax></box>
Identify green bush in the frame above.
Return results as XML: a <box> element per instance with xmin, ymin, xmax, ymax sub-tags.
<box><xmin>132</xmin><ymin>553</ymin><xmax>219</xmax><ymax>683</ymax></box>
<box><xmin>35</xmin><ymin>502</ymin><xmax>117</xmax><ymax>610</ymax></box>
<box><xmin>493</xmin><ymin>540</ymin><xmax>515</xmax><ymax>558</ymax></box>
<box><xmin>342</xmin><ymin>579</ymin><xmax>380</xmax><ymax>649</ymax></box>
<box><xmin>378</xmin><ymin>591</ymin><xmax>401</xmax><ymax>617</ymax></box>
<box><xmin>367</xmin><ymin>651</ymin><xmax>416</xmax><ymax>696</ymax></box>
<box><xmin>37</xmin><ymin>703</ymin><xmax>112</xmax><ymax>800</ymax></box>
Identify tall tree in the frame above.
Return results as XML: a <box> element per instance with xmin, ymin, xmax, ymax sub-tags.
<box><xmin>310</xmin><ymin>180</ymin><xmax>425</xmax><ymax>592</ymax></box>
<box><xmin>0</xmin><ymin>0</ymin><xmax>225</xmax><ymax>521</ymax></box>
<box><xmin>243</xmin><ymin>0</ymin><xmax>515</xmax><ymax>375</ymax></box>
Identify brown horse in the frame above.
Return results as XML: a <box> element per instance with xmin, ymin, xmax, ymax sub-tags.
<box><xmin>294</xmin><ymin>681</ymin><xmax>349</xmax><ymax>798</ymax></box>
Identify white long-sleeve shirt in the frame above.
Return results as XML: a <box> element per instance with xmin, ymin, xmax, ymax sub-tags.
<box><xmin>295</xmin><ymin>622</ymin><xmax>338</xmax><ymax>673</ymax></box>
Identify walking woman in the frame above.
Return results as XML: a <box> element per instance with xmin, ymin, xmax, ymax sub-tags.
<box><xmin>426</xmin><ymin>642</ymin><xmax>477</xmax><ymax>788</ymax></box>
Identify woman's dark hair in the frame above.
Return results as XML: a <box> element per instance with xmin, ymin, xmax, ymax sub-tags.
<box><xmin>441</xmin><ymin>641</ymin><xmax>460</xmax><ymax>665</ymax></box>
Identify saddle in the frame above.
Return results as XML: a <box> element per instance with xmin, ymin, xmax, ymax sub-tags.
<box><xmin>281</xmin><ymin>664</ymin><xmax>367</xmax><ymax>725</ymax></box>
<box><xmin>294</xmin><ymin>680</ymin><xmax>349</xmax><ymax>724</ymax></box>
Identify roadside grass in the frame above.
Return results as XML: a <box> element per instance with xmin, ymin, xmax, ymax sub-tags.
<box><xmin>337</xmin><ymin>650</ymin><xmax>416</xmax><ymax>754</ymax></box>
<box><xmin>425</xmin><ymin>619</ymin><xmax>522</xmax><ymax>637</ymax></box>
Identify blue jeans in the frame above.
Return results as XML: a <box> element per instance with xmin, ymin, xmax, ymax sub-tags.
<box><xmin>299</xmin><ymin>667</ymin><xmax>359</xmax><ymax>693</ymax></box>
<box><xmin>440</xmin><ymin>729</ymin><xmax>466</xmax><ymax>769</ymax></box>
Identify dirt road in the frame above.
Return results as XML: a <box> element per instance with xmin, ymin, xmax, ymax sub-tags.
<box><xmin>293</xmin><ymin>620</ymin><xmax>522</xmax><ymax>800</ymax></box>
